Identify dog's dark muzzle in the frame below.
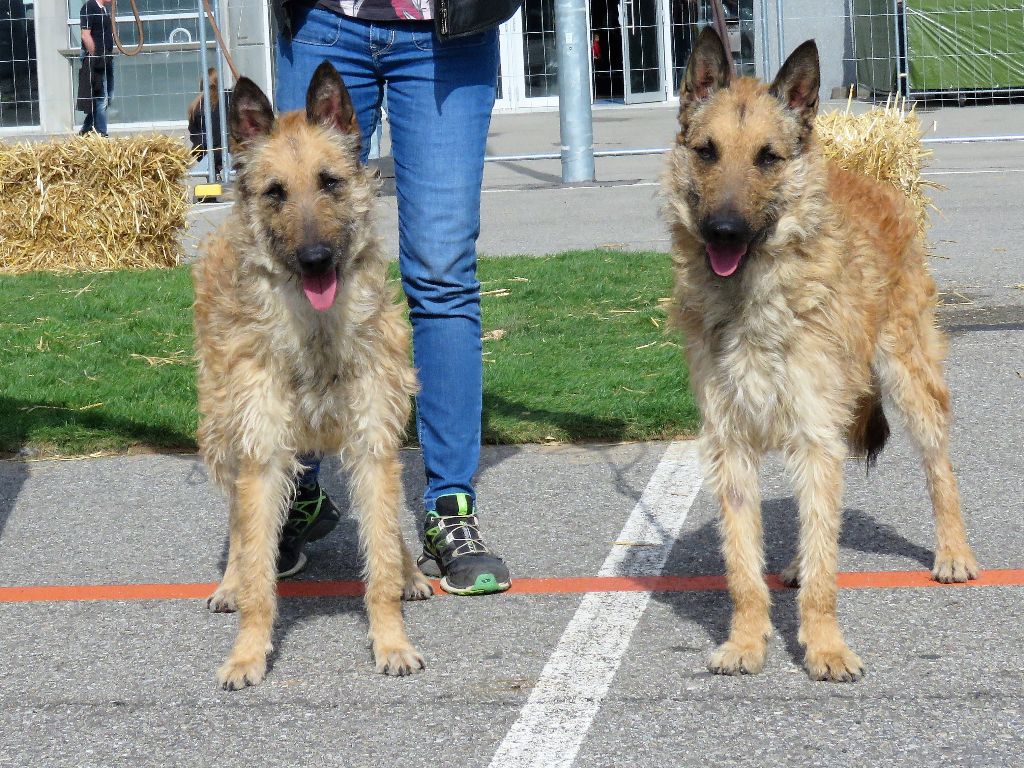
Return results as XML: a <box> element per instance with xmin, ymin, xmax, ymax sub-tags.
<box><xmin>296</xmin><ymin>243</ymin><xmax>337</xmax><ymax>277</ymax></box>
<box><xmin>700</xmin><ymin>213</ymin><xmax>754</xmax><ymax>279</ymax></box>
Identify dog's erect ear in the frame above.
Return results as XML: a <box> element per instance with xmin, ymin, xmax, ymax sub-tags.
<box><xmin>769</xmin><ymin>40</ymin><xmax>820</xmax><ymax>136</ymax></box>
<box><xmin>305</xmin><ymin>61</ymin><xmax>359</xmax><ymax>135</ymax></box>
<box><xmin>682</xmin><ymin>27</ymin><xmax>732</xmax><ymax>105</ymax></box>
<box><xmin>228</xmin><ymin>77</ymin><xmax>275</xmax><ymax>146</ymax></box>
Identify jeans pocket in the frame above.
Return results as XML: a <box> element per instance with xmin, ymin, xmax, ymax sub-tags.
<box><xmin>411</xmin><ymin>26</ymin><xmax>435</xmax><ymax>51</ymax></box>
<box><xmin>291</xmin><ymin>8</ymin><xmax>342</xmax><ymax>46</ymax></box>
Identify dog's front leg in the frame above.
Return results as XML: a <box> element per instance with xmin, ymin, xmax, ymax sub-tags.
<box><xmin>346</xmin><ymin>449</ymin><xmax>425</xmax><ymax>676</ymax></box>
<box><xmin>216</xmin><ymin>456</ymin><xmax>291</xmax><ymax>690</ymax></box>
<box><xmin>785</xmin><ymin>439</ymin><xmax>864</xmax><ymax>682</ymax></box>
<box><xmin>704</xmin><ymin>438</ymin><xmax>772</xmax><ymax>676</ymax></box>
<box><xmin>208</xmin><ymin>495</ymin><xmax>242</xmax><ymax>613</ymax></box>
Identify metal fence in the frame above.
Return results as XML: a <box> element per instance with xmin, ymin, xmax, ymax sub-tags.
<box><xmin>2</xmin><ymin>0</ymin><xmax>1021</xmax><ymax>144</ymax></box>
<box><xmin>0</xmin><ymin>0</ymin><xmax>269</xmax><ymax>136</ymax></box>
<box><xmin>772</xmin><ymin>0</ymin><xmax>1024</xmax><ymax>105</ymax></box>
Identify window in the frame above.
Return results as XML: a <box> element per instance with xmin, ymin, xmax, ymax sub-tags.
<box><xmin>0</xmin><ymin>0</ymin><xmax>39</xmax><ymax>127</ymax></box>
<box><xmin>67</xmin><ymin>0</ymin><xmax>215</xmax><ymax>125</ymax></box>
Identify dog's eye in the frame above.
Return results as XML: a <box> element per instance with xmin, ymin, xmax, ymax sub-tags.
<box><xmin>319</xmin><ymin>173</ymin><xmax>346</xmax><ymax>194</ymax></box>
<box><xmin>263</xmin><ymin>182</ymin><xmax>287</xmax><ymax>203</ymax></box>
<box><xmin>693</xmin><ymin>141</ymin><xmax>718</xmax><ymax>163</ymax></box>
<box><xmin>756</xmin><ymin>146</ymin><xmax>784</xmax><ymax>169</ymax></box>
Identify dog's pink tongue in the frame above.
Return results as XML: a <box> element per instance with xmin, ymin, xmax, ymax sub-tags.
<box><xmin>706</xmin><ymin>242</ymin><xmax>748</xmax><ymax>277</ymax></box>
<box><xmin>302</xmin><ymin>272</ymin><xmax>338</xmax><ymax>312</ymax></box>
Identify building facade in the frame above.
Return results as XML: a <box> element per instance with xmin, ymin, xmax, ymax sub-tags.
<box><xmin>1</xmin><ymin>0</ymin><xmax>854</xmax><ymax>137</ymax></box>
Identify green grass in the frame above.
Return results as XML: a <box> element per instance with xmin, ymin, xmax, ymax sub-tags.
<box><xmin>0</xmin><ymin>251</ymin><xmax>698</xmax><ymax>458</ymax></box>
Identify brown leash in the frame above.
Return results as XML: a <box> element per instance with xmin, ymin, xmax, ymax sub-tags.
<box><xmin>108</xmin><ymin>0</ymin><xmax>239</xmax><ymax>80</ymax></box>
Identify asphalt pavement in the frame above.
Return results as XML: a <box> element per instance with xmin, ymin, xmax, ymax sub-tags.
<box><xmin>2</xmin><ymin>103</ymin><xmax>1023</xmax><ymax>767</ymax></box>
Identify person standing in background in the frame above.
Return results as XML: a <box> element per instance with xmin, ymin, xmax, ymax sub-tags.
<box><xmin>77</xmin><ymin>0</ymin><xmax>114</xmax><ymax>136</ymax></box>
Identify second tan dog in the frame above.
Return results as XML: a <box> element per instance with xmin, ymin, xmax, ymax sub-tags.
<box><xmin>663</xmin><ymin>29</ymin><xmax>979</xmax><ymax>681</ymax></box>
<box><xmin>193</xmin><ymin>62</ymin><xmax>432</xmax><ymax>689</ymax></box>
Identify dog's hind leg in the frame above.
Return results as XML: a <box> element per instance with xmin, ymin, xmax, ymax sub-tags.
<box><xmin>785</xmin><ymin>437</ymin><xmax>864</xmax><ymax>682</ymax></box>
<box><xmin>346</xmin><ymin>448</ymin><xmax>425</xmax><ymax>676</ymax></box>
<box><xmin>216</xmin><ymin>456</ymin><xmax>291</xmax><ymax>690</ymax></box>
<box><xmin>875</xmin><ymin>319</ymin><xmax>979</xmax><ymax>583</ymax></box>
<box><xmin>704</xmin><ymin>438</ymin><xmax>772</xmax><ymax>676</ymax></box>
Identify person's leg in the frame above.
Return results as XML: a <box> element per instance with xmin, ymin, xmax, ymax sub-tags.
<box><xmin>383</xmin><ymin>24</ymin><xmax>496</xmax><ymax>508</ymax></box>
<box><xmin>94</xmin><ymin>60</ymin><xmax>112</xmax><ymax>136</ymax></box>
<box><xmin>272</xmin><ymin>9</ymin><xmax>386</xmax><ymax>574</ymax></box>
<box><xmin>378</xmin><ymin>23</ymin><xmax>509</xmax><ymax>594</ymax></box>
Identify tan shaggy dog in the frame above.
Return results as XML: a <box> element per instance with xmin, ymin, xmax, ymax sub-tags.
<box><xmin>193</xmin><ymin>62</ymin><xmax>432</xmax><ymax>690</ymax></box>
<box><xmin>663</xmin><ymin>29</ymin><xmax>979</xmax><ymax>682</ymax></box>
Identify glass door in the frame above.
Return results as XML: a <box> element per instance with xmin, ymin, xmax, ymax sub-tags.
<box><xmin>620</xmin><ymin>0</ymin><xmax>664</xmax><ymax>103</ymax></box>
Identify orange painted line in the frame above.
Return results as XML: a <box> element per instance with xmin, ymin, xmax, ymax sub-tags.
<box><xmin>0</xmin><ymin>569</ymin><xmax>1022</xmax><ymax>605</ymax></box>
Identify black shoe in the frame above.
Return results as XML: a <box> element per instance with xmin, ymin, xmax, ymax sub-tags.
<box><xmin>276</xmin><ymin>481</ymin><xmax>341</xmax><ymax>578</ymax></box>
<box><xmin>277</xmin><ymin>534</ymin><xmax>308</xmax><ymax>579</ymax></box>
<box><xmin>418</xmin><ymin>494</ymin><xmax>511</xmax><ymax>595</ymax></box>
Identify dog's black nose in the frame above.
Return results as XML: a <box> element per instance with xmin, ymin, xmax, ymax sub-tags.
<box><xmin>702</xmin><ymin>214</ymin><xmax>750</xmax><ymax>244</ymax></box>
<box><xmin>296</xmin><ymin>244</ymin><xmax>334</xmax><ymax>275</ymax></box>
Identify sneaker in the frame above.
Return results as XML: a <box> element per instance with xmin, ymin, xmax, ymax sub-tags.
<box><xmin>418</xmin><ymin>493</ymin><xmax>511</xmax><ymax>596</ymax></box>
<box><xmin>276</xmin><ymin>481</ymin><xmax>341</xmax><ymax>578</ymax></box>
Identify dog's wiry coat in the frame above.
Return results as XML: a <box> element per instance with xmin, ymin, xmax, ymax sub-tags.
<box><xmin>663</xmin><ymin>30</ymin><xmax>978</xmax><ymax>682</ymax></box>
<box><xmin>193</xmin><ymin>64</ymin><xmax>431</xmax><ymax>689</ymax></box>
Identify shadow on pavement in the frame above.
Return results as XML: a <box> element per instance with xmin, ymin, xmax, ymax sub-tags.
<box><xmin>0</xmin><ymin>392</ymin><xmax>194</xmax><ymax>548</ymax></box>
<box><xmin>0</xmin><ymin>458</ymin><xmax>29</xmax><ymax>545</ymax></box>
<box><xmin>656</xmin><ymin>495</ymin><xmax>939</xmax><ymax>666</ymax></box>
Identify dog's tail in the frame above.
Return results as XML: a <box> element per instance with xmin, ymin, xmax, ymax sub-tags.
<box><xmin>848</xmin><ymin>384</ymin><xmax>890</xmax><ymax>472</ymax></box>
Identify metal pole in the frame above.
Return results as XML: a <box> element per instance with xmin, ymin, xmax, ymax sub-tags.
<box><xmin>899</xmin><ymin>0</ymin><xmax>911</xmax><ymax>99</ymax></box>
<box><xmin>213</xmin><ymin>0</ymin><xmax>231</xmax><ymax>181</ymax></box>
<box><xmin>774</xmin><ymin>0</ymin><xmax>785</xmax><ymax>71</ymax></box>
<box><xmin>554</xmin><ymin>0</ymin><xmax>595</xmax><ymax>183</ymax></box>
<box><xmin>758</xmin><ymin>0</ymin><xmax>771</xmax><ymax>76</ymax></box>
<box><xmin>197</xmin><ymin>0</ymin><xmax>216</xmax><ymax>184</ymax></box>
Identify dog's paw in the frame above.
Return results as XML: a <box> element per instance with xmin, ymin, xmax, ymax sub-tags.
<box><xmin>207</xmin><ymin>585</ymin><xmax>238</xmax><ymax>613</ymax></box>
<box><xmin>932</xmin><ymin>549</ymin><xmax>980</xmax><ymax>583</ymax></box>
<box><xmin>804</xmin><ymin>644</ymin><xmax>864</xmax><ymax>683</ymax></box>
<box><xmin>374</xmin><ymin>643</ymin><xmax>426</xmax><ymax>677</ymax></box>
<box><xmin>708</xmin><ymin>640</ymin><xmax>767</xmax><ymax>676</ymax></box>
<box><xmin>216</xmin><ymin>653</ymin><xmax>267</xmax><ymax>690</ymax></box>
<box><xmin>779</xmin><ymin>558</ymin><xmax>801</xmax><ymax>588</ymax></box>
<box><xmin>402</xmin><ymin>572</ymin><xmax>434</xmax><ymax>601</ymax></box>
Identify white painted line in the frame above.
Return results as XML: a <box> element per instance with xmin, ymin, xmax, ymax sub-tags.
<box><xmin>483</xmin><ymin>181</ymin><xmax>661</xmax><ymax>195</ymax></box>
<box><xmin>187</xmin><ymin>202</ymin><xmax>233</xmax><ymax>215</ymax></box>
<box><xmin>923</xmin><ymin>168</ymin><xmax>1024</xmax><ymax>176</ymax></box>
<box><xmin>488</xmin><ymin>440</ymin><xmax>703</xmax><ymax>768</ymax></box>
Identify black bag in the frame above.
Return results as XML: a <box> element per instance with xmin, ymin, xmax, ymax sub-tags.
<box><xmin>433</xmin><ymin>0</ymin><xmax>522</xmax><ymax>40</ymax></box>
<box><xmin>75</xmin><ymin>56</ymin><xmax>104</xmax><ymax>113</ymax></box>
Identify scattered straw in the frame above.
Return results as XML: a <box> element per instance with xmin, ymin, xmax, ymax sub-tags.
<box><xmin>129</xmin><ymin>350</ymin><xmax>193</xmax><ymax>367</ymax></box>
<box><xmin>0</xmin><ymin>134</ymin><xmax>190</xmax><ymax>274</ymax></box>
<box><xmin>816</xmin><ymin>97</ymin><xmax>939</xmax><ymax>239</ymax></box>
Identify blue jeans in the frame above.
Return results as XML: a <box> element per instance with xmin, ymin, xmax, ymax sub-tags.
<box><xmin>277</xmin><ymin>9</ymin><xmax>498</xmax><ymax>511</ymax></box>
<box><xmin>81</xmin><ymin>57</ymin><xmax>113</xmax><ymax>136</ymax></box>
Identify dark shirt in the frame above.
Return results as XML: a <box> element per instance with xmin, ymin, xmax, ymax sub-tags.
<box><xmin>313</xmin><ymin>0</ymin><xmax>432</xmax><ymax>23</ymax></box>
<box><xmin>80</xmin><ymin>0</ymin><xmax>114</xmax><ymax>56</ymax></box>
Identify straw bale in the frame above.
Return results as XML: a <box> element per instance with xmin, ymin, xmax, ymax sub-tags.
<box><xmin>816</xmin><ymin>97</ymin><xmax>938</xmax><ymax>238</ymax></box>
<box><xmin>0</xmin><ymin>134</ymin><xmax>190</xmax><ymax>274</ymax></box>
